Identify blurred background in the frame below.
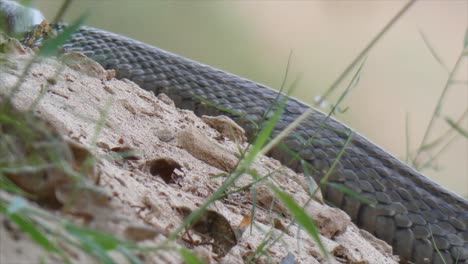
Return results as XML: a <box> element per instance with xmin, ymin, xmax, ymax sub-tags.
<box><xmin>34</xmin><ymin>0</ymin><xmax>467</xmax><ymax>197</ymax></box>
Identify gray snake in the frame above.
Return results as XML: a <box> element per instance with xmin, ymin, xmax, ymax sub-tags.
<box><xmin>2</xmin><ymin>2</ymin><xmax>468</xmax><ymax>263</ymax></box>
<box><xmin>62</xmin><ymin>26</ymin><xmax>467</xmax><ymax>264</ymax></box>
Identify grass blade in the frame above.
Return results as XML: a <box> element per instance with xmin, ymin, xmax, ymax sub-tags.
<box><xmin>271</xmin><ymin>186</ymin><xmax>328</xmax><ymax>260</ymax></box>
<box><xmin>179</xmin><ymin>247</ymin><xmax>205</xmax><ymax>264</ymax></box>
<box><xmin>327</xmin><ymin>183</ymin><xmax>376</xmax><ymax>206</ymax></box>
<box><xmin>118</xmin><ymin>246</ymin><xmax>144</xmax><ymax>264</ymax></box>
<box><xmin>464</xmin><ymin>27</ymin><xmax>468</xmax><ymax>49</ymax></box>
<box><xmin>1</xmin><ymin>201</ymin><xmax>62</xmax><ymax>255</ymax></box>
<box><xmin>445</xmin><ymin>117</ymin><xmax>468</xmax><ymax>138</ymax></box>
<box><xmin>419</xmin><ymin>30</ymin><xmax>449</xmax><ymax>72</ymax></box>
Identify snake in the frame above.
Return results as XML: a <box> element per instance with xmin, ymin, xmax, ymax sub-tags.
<box><xmin>1</xmin><ymin>1</ymin><xmax>467</xmax><ymax>263</ymax></box>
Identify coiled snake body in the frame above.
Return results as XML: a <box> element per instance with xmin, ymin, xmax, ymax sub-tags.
<box><xmin>1</xmin><ymin>1</ymin><xmax>467</xmax><ymax>262</ymax></box>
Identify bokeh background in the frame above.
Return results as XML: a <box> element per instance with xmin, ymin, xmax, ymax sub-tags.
<box><xmin>34</xmin><ymin>0</ymin><xmax>467</xmax><ymax>197</ymax></box>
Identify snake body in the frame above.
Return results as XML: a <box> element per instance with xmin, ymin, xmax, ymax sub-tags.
<box><xmin>0</xmin><ymin>1</ymin><xmax>466</xmax><ymax>262</ymax></box>
<box><xmin>62</xmin><ymin>27</ymin><xmax>467</xmax><ymax>264</ymax></box>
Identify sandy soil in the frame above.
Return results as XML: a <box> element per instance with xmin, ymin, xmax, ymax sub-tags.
<box><xmin>0</xmin><ymin>35</ymin><xmax>398</xmax><ymax>264</ymax></box>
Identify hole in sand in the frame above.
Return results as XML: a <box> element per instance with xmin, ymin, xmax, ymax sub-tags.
<box><xmin>146</xmin><ymin>158</ymin><xmax>182</xmax><ymax>184</ymax></box>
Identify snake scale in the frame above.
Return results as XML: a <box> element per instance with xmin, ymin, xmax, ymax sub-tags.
<box><xmin>1</xmin><ymin>1</ymin><xmax>467</xmax><ymax>263</ymax></box>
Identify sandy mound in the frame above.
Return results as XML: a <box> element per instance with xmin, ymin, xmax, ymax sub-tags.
<box><xmin>0</xmin><ymin>36</ymin><xmax>397</xmax><ymax>263</ymax></box>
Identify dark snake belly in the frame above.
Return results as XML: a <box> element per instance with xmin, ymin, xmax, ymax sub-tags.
<box><xmin>39</xmin><ymin>25</ymin><xmax>468</xmax><ymax>263</ymax></box>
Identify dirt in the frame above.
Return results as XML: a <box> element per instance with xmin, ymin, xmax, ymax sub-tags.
<box><xmin>0</xmin><ymin>35</ymin><xmax>399</xmax><ymax>264</ymax></box>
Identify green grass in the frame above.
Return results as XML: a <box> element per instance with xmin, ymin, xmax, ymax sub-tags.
<box><xmin>0</xmin><ymin>1</ymin><xmax>146</xmax><ymax>263</ymax></box>
<box><xmin>0</xmin><ymin>101</ymin><xmax>145</xmax><ymax>263</ymax></box>
<box><xmin>2</xmin><ymin>0</ymin><xmax>466</xmax><ymax>263</ymax></box>
<box><xmin>407</xmin><ymin>28</ymin><xmax>468</xmax><ymax>172</ymax></box>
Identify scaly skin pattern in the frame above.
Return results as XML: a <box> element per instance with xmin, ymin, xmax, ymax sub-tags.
<box><xmin>59</xmin><ymin>27</ymin><xmax>468</xmax><ymax>263</ymax></box>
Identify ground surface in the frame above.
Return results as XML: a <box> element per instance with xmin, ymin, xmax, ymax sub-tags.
<box><xmin>0</xmin><ymin>37</ymin><xmax>398</xmax><ymax>263</ymax></box>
